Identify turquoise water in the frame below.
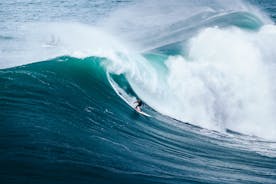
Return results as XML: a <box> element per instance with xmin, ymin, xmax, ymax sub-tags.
<box><xmin>1</xmin><ymin>1</ymin><xmax>276</xmax><ymax>184</ymax></box>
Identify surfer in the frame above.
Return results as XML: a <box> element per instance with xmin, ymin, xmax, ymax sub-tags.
<box><xmin>134</xmin><ymin>99</ymin><xmax>143</xmax><ymax>112</ymax></box>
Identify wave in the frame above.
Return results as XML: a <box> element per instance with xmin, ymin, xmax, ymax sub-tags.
<box><xmin>1</xmin><ymin>56</ymin><xmax>276</xmax><ymax>184</ymax></box>
<box><xmin>102</xmin><ymin>25</ymin><xmax>276</xmax><ymax>140</ymax></box>
<box><xmin>2</xmin><ymin>26</ymin><xmax>276</xmax><ymax>140</ymax></box>
<box><xmin>2</xmin><ymin>0</ymin><xmax>276</xmax><ymax>183</ymax></box>
<box><xmin>1</xmin><ymin>0</ymin><xmax>276</xmax><ymax>141</ymax></box>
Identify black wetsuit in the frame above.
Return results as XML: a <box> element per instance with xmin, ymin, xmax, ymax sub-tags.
<box><xmin>136</xmin><ymin>100</ymin><xmax>142</xmax><ymax>108</ymax></box>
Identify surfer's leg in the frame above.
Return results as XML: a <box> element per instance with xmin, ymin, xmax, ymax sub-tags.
<box><xmin>136</xmin><ymin>106</ymin><xmax>141</xmax><ymax>112</ymax></box>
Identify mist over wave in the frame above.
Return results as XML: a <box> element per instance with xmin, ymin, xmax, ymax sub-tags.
<box><xmin>101</xmin><ymin>0</ymin><xmax>271</xmax><ymax>51</ymax></box>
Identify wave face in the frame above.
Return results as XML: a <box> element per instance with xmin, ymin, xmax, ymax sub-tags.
<box><xmin>1</xmin><ymin>0</ymin><xmax>276</xmax><ymax>183</ymax></box>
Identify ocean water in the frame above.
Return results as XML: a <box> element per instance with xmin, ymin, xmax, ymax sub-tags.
<box><xmin>1</xmin><ymin>0</ymin><xmax>276</xmax><ymax>183</ymax></box>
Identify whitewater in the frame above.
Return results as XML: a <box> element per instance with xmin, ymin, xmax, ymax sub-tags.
<box><xmin>1</xmin><ymin>0</ymin><xmax>276</xmax><ymax>183</ymax></box>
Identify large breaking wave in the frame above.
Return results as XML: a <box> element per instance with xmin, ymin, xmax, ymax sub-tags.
<box><xmin>1</xmin><ymin>0</ymin><xmax>276</xmax><ymax>140</ymax></box>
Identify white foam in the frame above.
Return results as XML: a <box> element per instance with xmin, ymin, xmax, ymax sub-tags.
<box><xmin>125</xmin><ymin>26</ymin><xmax>276</xmax><ymax>140</ymax></box>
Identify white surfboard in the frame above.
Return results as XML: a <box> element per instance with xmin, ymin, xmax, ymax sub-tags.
<box><xmin>136</xmin><ymin>110</ymin><xmax>151</xmax><ymax>117</ymax></box>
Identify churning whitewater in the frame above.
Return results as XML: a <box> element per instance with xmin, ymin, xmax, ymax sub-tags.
<box><xmin>1</xmin><ymin>0</ymin><xmax>276</xmax><ymax>184</ymax></box>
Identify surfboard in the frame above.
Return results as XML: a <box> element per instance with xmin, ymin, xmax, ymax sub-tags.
<box><xmin>135</xmin><ymin>109</ymin><xmax>151</xmax><ymax>117</ymax></box>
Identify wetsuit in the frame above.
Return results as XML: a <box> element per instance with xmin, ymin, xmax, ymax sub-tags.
<box><xmin>135</xmin><ymin>100</ymin><xmax>142</xmax><ymax>108</ymax></box>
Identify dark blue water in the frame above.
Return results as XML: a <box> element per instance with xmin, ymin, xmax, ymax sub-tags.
<box><xmin>1</xmin><ymin>1</ymin><xmax>276</xmax><ymax>184</ymax></box>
